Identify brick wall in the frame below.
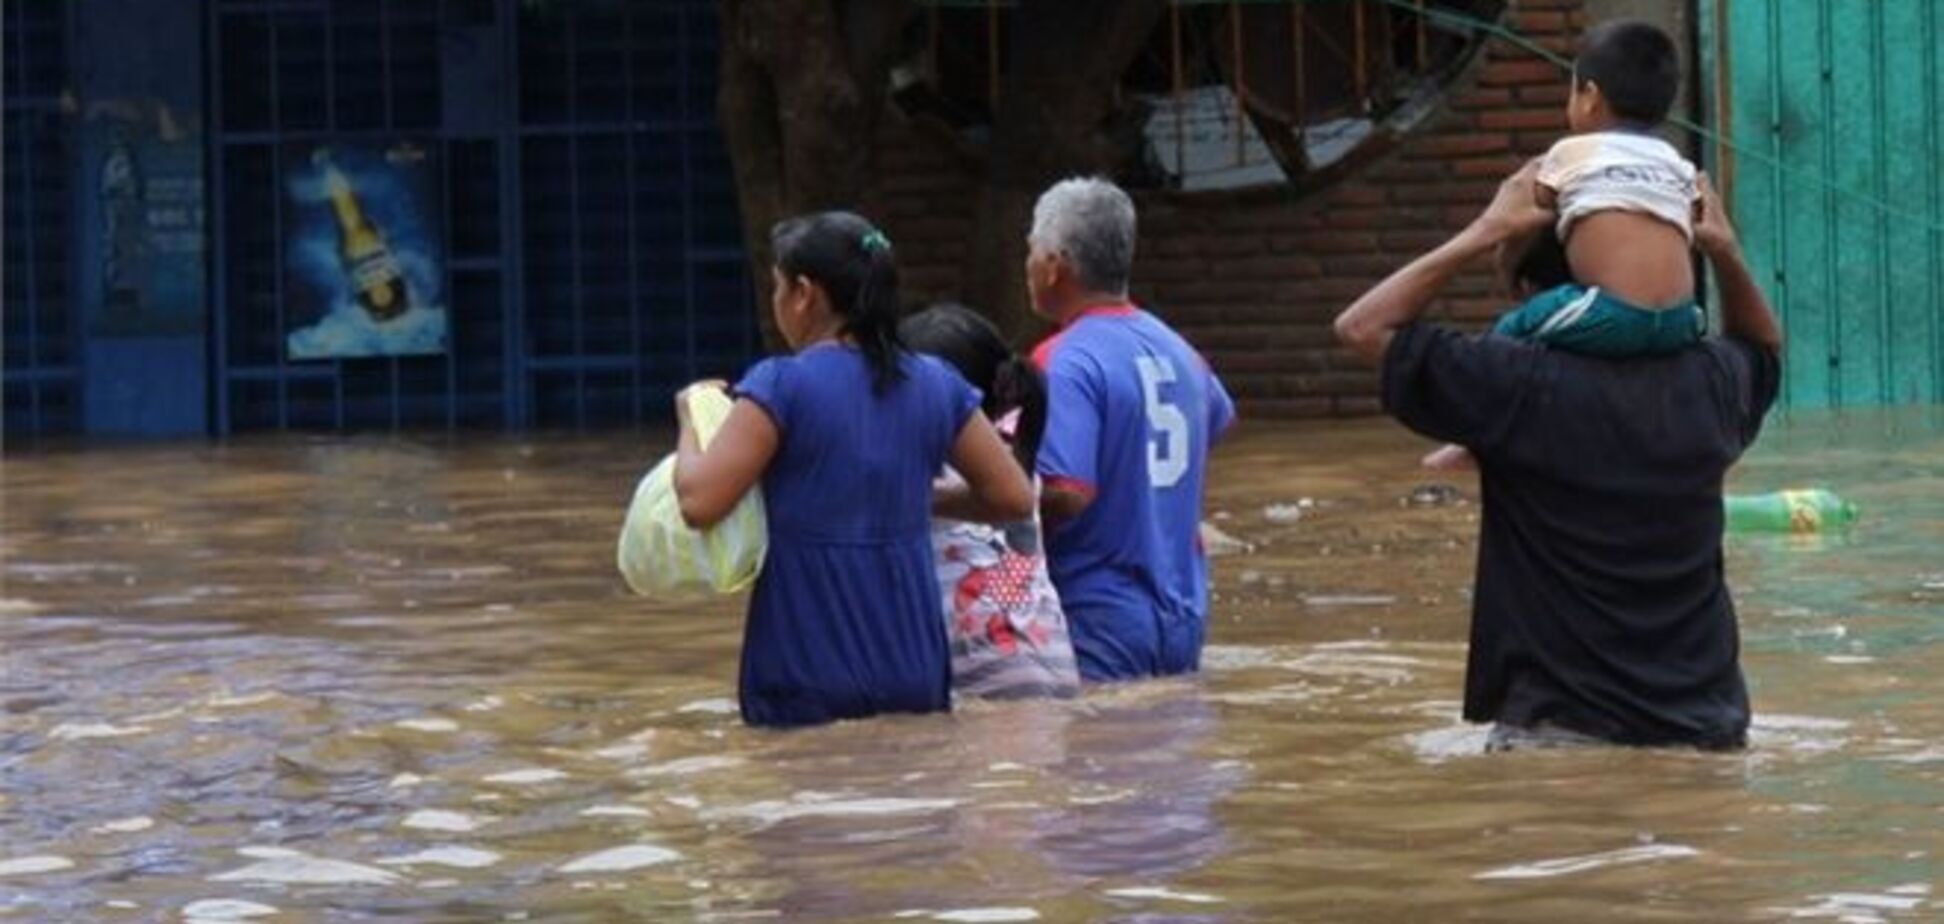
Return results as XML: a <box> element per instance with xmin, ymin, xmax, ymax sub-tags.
<box><xmin>868</xmin><ymin>0</ymin><xmax>1591</xmax><ymax>418</ymax></box>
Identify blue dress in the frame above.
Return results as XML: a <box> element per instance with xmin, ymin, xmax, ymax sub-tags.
<box><xmin>733</xmin><ymin>344</ymin><xmax>980</xmax><ymax>727</ymax></box>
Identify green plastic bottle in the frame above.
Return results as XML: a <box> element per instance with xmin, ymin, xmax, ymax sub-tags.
<box><xmin>1723</xmin><ymin>489</ymin><xmax>1859</xmax><ymax>533</ymax></box>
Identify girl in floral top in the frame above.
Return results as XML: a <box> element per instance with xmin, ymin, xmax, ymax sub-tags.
<box><xmin>903</xmin><ymin>304</ymin><xmax>1081</xmax><ymax>700</ymax></box>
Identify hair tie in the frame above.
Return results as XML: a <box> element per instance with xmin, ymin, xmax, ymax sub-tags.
<box><xmin>860</xmin><ymin>229</ymin><xmax>893</xmax><ymax>253</ymax></box>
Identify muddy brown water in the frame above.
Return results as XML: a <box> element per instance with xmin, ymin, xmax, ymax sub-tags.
<box><xmin>2</xmin><ymin>410</ymin><xmax>1941</xmax><ymax>922</ymax></box>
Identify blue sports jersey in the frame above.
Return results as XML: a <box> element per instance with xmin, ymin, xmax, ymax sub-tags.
<box><xmin>1031</xmin><ymin>304</ymin><xmax>1235</xmax><ymax>681</ymax></box>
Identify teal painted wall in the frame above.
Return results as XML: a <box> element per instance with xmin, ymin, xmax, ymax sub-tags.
<box><xmin>1703</xmin><ymin>0</ymin><xmax>1944</xmax><ymax>407</ymax></box>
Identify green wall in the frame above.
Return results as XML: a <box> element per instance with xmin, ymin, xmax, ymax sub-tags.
<box><xmin>1703</xmin><ymin>0</ymin><xmax>1944</xmax><ymax>407</ymax></box>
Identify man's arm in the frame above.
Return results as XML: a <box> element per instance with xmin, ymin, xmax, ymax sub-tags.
<box><xmin>1334</xmin><ymin>160</ymin><xmax>1555</xmax><ymax>364</ymax></box>
<box><xmin>1039</xmin><ymin>483</ymin><xmax>1095</xmax><ymax>524</ymax></box>
<box><xmin>1694</xmin><ymin>172</ymin><xmax>1783</xmax><ymax>352</ymax></box>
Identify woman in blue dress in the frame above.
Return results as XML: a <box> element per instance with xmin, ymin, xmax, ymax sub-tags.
<box><xmin>671</xmin><ymin>211</ymin><xmax>1033</xmax><ymax>727</ymax></box>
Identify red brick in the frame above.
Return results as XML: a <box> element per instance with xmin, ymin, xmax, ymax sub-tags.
<box><xmin>1143</xmin><ymin>235</ymin><xmax>1201</xmax><ymax>259</ymax></box>
<box><xmin>1211</xmin><ymin>254</ymin><xmax>1332</xmax><ymax>279</ymax></box>
<box><xmin>1262</xmin><ymin>295</ymin><xmax>1361</xmax><ymax>322</ymax></box>
<box><xmin>1246</xmin><ymin>397</ymin><xmax>1336</xmax><ymax>419</ymax></box>
<box><xmin>1451</xmin><ymin>88</ymin><xmax>1517</xmax><ymax>111</ymax></box>
<box><xmin>1364</xmin><ymin>159</ymin><xmax>1451</xmax><ymax>184</ymax></box>
<box><xmin>1277</xmin><ymin>371</ymin><xmax>1382</xmax><ymax>395</ymax></box>
<box><xmin>1514</xmin><ymin>10</ymin><xmax>1572</xmax><ymax>32</ymax></box>
<box><xmin>1403</xmin><ymin>133</ymin><xmax>1513</xmax><ymax>159</ymax></box>
<box><xmin>1210</xmin><ymin>208</ymin><xmax>1323</xmax><ymax>234</ymax></box>
<box><xmin>1334</xmin><ymin>395</ymin><xmax>1383</xmax><ymax>416</ymax></box>
<box><xmin>1205</xmin><ymin>350</ymin><xmax>1328</xmax><ymax>374</ymax></box>
<box><xmin>1315</xmin><ymin>206</ymin><xmax>1432</xmax><ymax>231</ymax></box>
<box><xmin>1282</xmin><ymin>276</ymin><xmax>1387</xmax><ymax>300</ymax></box>
<box><xmin>1301</xmin><ymin>252</ymin><xmax>1410</xmax><ymax>277</ymax></box>
<box><xmin>1518</xmin><ymin>84</ymin><xmax>1572</xmax><ymax>106</ymax></box>
<box><xmin>1160</xmin><ymin>280</ymin><xmax>1269</xmax><ymax>304</ymax></box>
<box><xmin>1136</xmin><ymin>258</ymin><xmax>1210</xmax><ymax>283</ymax></box>
<box><xmin>1379</xmin><ymin>229</ymin><xmax>1455</xmax><ymax>252</ymax></box>
<box><xmin>1514</xmin><ymin>131</ymin><xmax>1559</xmax><ymax>155</ymax></box>
<box><xmin>1478</xmin><ymin>58</ymin><xmax>1565</xmax><ymax>87</ymax></box>
<box><xmin>1321</xmin><ymin>184</ymin><xmax>1388</xmax><ymax>207</ymax></box>
<box><xmin>1477</xmin><ymin>109</ymin><xmax>1568</xmax><ymax>131</ymax></box>
<box><xmin>1489</xmin><ymin>37</ymin><xmax>1576</xmax><ymax>60</ymax></box>
<box><xmin>1452</xmin><ymin>156</ymin><xmax>1526</xmax><ymax>178</ymax></box>
<box><xmin>1199</xmin><ymin>303</ymin><xmax>1315</xmax><ymax>328</ymax></box>
<box><xmin>1268</xmin><ymin>231</ymin><xmax>1382</xmax><ymax>255</ymax></box>
<box><xmin>1196</xmin><ymin>233</ymin><xmax>1268</xmax><ymax>257</ymax></box>
<box><xmin>1243</xmin><ymin>247</ymin><xmax>1323</xmax><ymax>274</ymax></box>
<box><xmin>1390</xmin><ymin>181</ymin><xmax>1502</xmax><ymax>205</ymax></box>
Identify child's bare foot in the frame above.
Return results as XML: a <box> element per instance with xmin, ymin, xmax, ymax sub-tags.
<box><xmin>1421</xmin><ymin>444</ymin><xmax>1477</xmax><ymax>472</ymax></box>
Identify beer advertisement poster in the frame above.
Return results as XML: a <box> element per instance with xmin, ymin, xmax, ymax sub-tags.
<box><xmin>284</xmin><ymin>141</ymin><xmax>447</xmax><ymax>360</ymax></box>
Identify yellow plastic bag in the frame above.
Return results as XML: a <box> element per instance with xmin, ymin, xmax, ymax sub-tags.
<box><xmin>616</xmin><ymin>387</ymin><xmax>767</xmax><ymax>595</ymax></box>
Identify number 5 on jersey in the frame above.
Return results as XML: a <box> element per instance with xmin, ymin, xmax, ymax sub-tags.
<box><xmin>1136</xmin><ymin>356</ymin><xmax>1189</xmax><ymax>488</ymax></box>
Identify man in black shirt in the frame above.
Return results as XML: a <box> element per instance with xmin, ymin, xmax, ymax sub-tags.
<box><xmin>1334</xmin><ymin>162</ymin><xmax>1782</xmax><ymax>750</ymax></box>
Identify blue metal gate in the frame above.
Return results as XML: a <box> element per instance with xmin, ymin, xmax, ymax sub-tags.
<box><xmin>209</xmin><ymin>0</ymin><xmax>756</xmax><ymax>433</ymax></box>
<box><xmin>2</xmin><ymin>0</ymin><xmax>79</xmax><ymax>440</ymax></box>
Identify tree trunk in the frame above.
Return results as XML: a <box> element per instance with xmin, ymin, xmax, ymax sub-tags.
<box><xmin>717</xmin><ymin>0</ymin><xmax>908</xmax><ymax>344</ymax></box>
<box><xmin>962</xmin><ymin>0</ymin><xmax>1168</xmax><ymax>342</ymax></box>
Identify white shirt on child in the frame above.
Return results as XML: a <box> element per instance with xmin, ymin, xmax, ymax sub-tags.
<box><xmin>1538</xmin><ymin>131</ymin><xmax>1697</xmax><ymax>242</ymax></box>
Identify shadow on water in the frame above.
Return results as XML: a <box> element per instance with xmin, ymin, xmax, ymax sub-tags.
<box><xmin>1</xmin><ymin>410</ymin><xmax>1940</xmax><ymax>920</ymax></box>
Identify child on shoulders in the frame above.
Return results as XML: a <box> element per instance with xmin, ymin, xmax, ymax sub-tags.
<box><xmin>1427</xmin><ymin>20</ymin><xmax>1701</xmax><ymax>471</ymax></box>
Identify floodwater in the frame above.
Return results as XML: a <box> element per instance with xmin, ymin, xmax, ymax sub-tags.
<box><xmin>3</xmin><ymin>410</ymin><xmax>1941</xmax><ymax>922</ymax></box>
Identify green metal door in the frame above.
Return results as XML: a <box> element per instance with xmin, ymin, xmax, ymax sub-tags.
<box><xmin>1703</xmin><ymin>0</ymin><xmax>1944</xmax><ymax>407</ymax></box>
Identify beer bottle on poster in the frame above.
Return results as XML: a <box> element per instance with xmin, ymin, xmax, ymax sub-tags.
<box><xmin>316</xmin><ymin>150</ymin><xmax>411</xmax><ymax>322</ymax></box>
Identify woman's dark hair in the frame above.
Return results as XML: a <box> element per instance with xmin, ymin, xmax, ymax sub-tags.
<box><xmin>899</xmin><ymin>302</ymin><xmax>1047</xmax><ymax>472</ymax></box>
<box><xmin>770</xmin><ymin>211</ymin><xmax>906</xmax><ymax>393</ymax></box>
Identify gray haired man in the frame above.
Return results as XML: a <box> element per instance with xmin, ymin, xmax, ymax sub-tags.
<box><xmin>1025</xmin><ymin>177</ymin><xmax>1236</xmax><ymax>682</ymax></box>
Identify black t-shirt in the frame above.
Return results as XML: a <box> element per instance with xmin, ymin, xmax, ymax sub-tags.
<box><xmin>1383</xmin><ymin>324</ymin><xmax>1781</xmax><ymax>748</ymax></box>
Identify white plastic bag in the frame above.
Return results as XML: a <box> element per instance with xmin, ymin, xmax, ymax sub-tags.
<box><xmin>616</xmin><ymin>387</ymin><xmax>767</xmax><ymax>595</ymax></box>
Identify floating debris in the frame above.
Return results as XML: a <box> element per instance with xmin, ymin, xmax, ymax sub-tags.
<box><xmin>0</xmin><ymin>855</ymin><xmax>75</xmax><ymax>877</ymax></box>
<box><xmin>581</xmin><ymin>805</ymin><xmax>654</xmax><ymax>818</ymax></box>
<box><xmin>556</xmin><ymin>845</ymin><xmax>682</xmax><ymax>874</ymax></box>
<box><xmin>710</xmin><ymin>796</ymin><xmax>959</xmax><ymax>826</ymax></box>
<box><xmin>90</xmin><ymin>816</ymin><xmax>155</xmax><ymax>835</ymax></box>
<box><xmin>482</xmin><ymin>768</ymin><xmax>568</xmax><ymax>785</ymax></box>
<box><xmin>1474</xmin><ymin>844</ymin><xmax>1699</xmax><ymax>881</ymax></box>
<box><xmin>629</xmin><ymin>756</ymin><xmax>746</xmax><ymax>778</ymax></box>
<box><xmin>895</xmin><ymin>910</ymin><xmax>1041</xmax><ymax>923</ymax></box>
<box><xmin>1261</xmin><ymin>504</ymin><xmax>1305</xmax><ymax>525</ymax></box>
<box><xmin>1302</xmin><ymin>594</ymin><xmax>1398</xmax><ymax>607</ymax></box>
<box><xmin>1104</xmin><ymin>886</ymin><xmax>1224</xmax><ymax>904</ymax></box>
<box><xmin>402</xmin><ymin>810</ymin><xmax>492</xmax><ymax>833</ymax></box>
<box><xmin>1406</xmin><ymin>483</ymin><xmax>1464</xmax><ymax>507</ymax></box>
<box><xmin>394</xmin><ymin>718</ymin><xmax>460</xmax><ymax>734</ymax></box>
<box><xmin>181</xmin><ymin>898</ymin><xmax>280</xmax><ymax>921</ymax></box>
<box><xmin>1198</xmin><ymin>521</ymin><xmax>1254</xmax><ymax>556</ymax></box>
<box><xmin>48</xmin><ymin>722</ymin><xmax>151</xmax><ymax>741</ymax></box>
<box><xmin>377</xmin><ymin>846</ymin><xmax>503</xmax><ymax>869</ymax></box>
<box><xmin>677</xmin><ymin>698</ymin><xmax>737</xmax><ymax>715</ymax></box>
<box><xmin>210</xmin><ymin>849</ymin><xmax>401</xmax><ymax>886</ymax></box>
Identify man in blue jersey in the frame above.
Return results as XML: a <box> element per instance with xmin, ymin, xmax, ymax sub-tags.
<box><xmin>1025</xmin><ymin>177</ymin><xmax>1236</xmax><ymax>682</ymax></box>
